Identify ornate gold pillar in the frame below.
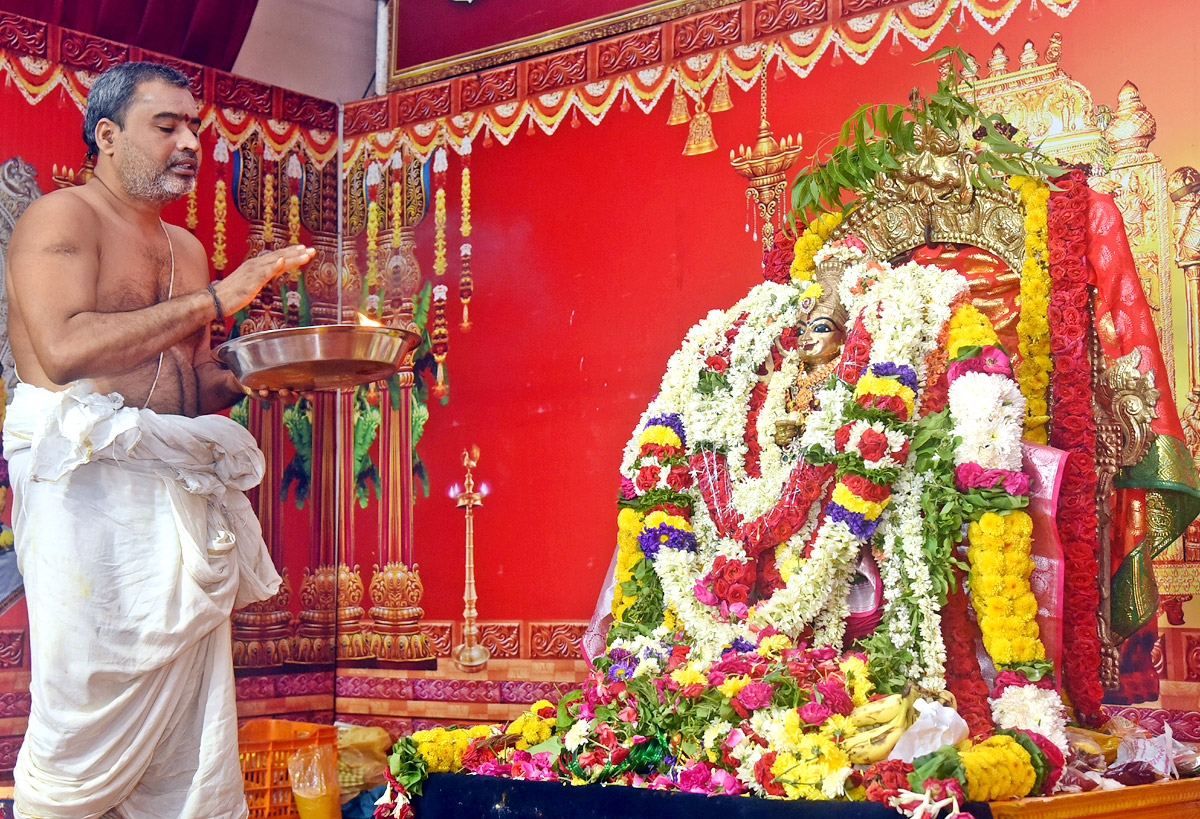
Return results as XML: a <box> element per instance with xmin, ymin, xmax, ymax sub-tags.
<box><xmin>1172</xmin><ymin>166</ymin><xmax>1200</xmax><ymax>563</ymax></box>
<box><xmin>232</xmin><ymin>399</ymin><xmax>295</xmax><ymax>668</ymax></box>
<box><xmin>337</xmin><ymin>389</ymin><xmax>372</xmax><ymax>661</ymax></box>
<box><xmin>370</xmin><ymin>371</ymin><xmax>435</xmax><ymax>668</ymax></box>
<box><xmin>295</xmin><ymin>392</ymin><xmax>338</xmax><ymax>664</ymax></box>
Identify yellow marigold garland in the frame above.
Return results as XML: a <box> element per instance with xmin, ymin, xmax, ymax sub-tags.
<box><xmin>946</xmin><ymin>304</ymin><xmax>1000</xmax><ymax>359</ymax></box>
<box><xmin>612</xmin><ymin>508</ymin><xmax>645</xmax><ymax>618</ymax></box>
<box><xmin>412</xmin><ymin>724</ymin><xmax>494</xmax><ymax>772</ymax></box>
<box><xmin>854</xmin><ymin>372</ymin><xmax>916</xmax><ymax>418</ymax></box>
<box><xmin>1009</xmin><ymin>175</ymin><xmax>1053</xmax><ymax>443</ymax></box>
<box><xmin>788</xmin><ymin>211</ymin><xmax>843</xmax><ymax>282</ymax></box>
<box><xmin>506</xmin><ymin>699</ymin><xmax>556</xmax><ymax>749</ymax></box>
<box><xmin>967</xmin><ymin>511</ymin><xmax>1045</xmax><ymax>667</ymax></box>
<box><xmin>960</xmin><ymin>735</ymin><xmax>1037</xmax><ymax>801</ymax></box>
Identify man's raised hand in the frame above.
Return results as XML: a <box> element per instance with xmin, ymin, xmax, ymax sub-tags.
<box><xmin>212</xmin><ymin>244</ymin><xmax>315</xmax><ymax>317</ymax></box>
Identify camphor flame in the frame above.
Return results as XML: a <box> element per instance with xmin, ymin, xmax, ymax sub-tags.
<box><xmin>357</xmin><ymin>312</ymin><xmax>382</xmax><ymax>327</ymax></box>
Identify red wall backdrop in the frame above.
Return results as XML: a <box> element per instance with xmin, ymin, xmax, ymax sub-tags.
<box><xmin>401</xmin><ymin>0</ymin><xmax>1200</xmax><ymax>624</ymax></box>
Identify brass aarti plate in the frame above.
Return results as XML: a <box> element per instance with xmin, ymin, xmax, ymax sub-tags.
<box><xmin>216</xmin><ymin>325</ymin><xmax>419</xmax><ymax>392</ymax></box>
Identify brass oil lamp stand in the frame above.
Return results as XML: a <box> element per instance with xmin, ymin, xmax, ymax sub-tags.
<box><xmin>452</xmin><ymin>445</ymin><xmax>490</xmax><ymax>672</ymax></box>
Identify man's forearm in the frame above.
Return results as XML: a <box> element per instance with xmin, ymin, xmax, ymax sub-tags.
<box><xmin>38</xmin><ymin>290</ymin><xmax>216</xmax><ymax>384</ymax></box>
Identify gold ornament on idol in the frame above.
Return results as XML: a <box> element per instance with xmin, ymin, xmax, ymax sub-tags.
<box><xmin>453</xmin><ymin>445</ymin><xmax>490</xmax><ymax>673</ymax></box>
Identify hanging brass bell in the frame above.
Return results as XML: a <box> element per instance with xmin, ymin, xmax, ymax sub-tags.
<box><xmin>667</xmin><ymin>81</ymin><xmax>691</xmax><ymax>126</ymax></box>
<box><xmin>710</xmin><ymin>71</ymin><xmax>733</xmax><ymax>113</ymax></box>
<box><xmin>683</xmin><ymin>100</ymin><xmax>718</xmax><ymax>156</ymax></box>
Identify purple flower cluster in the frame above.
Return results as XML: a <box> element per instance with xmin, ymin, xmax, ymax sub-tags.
<box><xmin>637</xmin><ymin>522</ymin><xmax>699</xmax><ymax>559</ymax></box>
<box><xmin>728</xmin><ymin>637</ymin><xmax>757</xmax><ymax>654</ymax></box>
<box><xmin>870</xmin><ymin>361</ymin><xmax>918</xmax><ymax>392</ymax></box>
<box><xmin>827</xmin><ymin>502</ymin><xmax>881</xmax><ymax>540</ymax></box>
<box><xmin>608</xmin><ymin>655</ymin><xmax>637</xmax><ymax>681</ymax></box>
<box><xmin>645</xmin><ymin>413</ymin><xmax>687</xmax><ymax>448</ymax></box>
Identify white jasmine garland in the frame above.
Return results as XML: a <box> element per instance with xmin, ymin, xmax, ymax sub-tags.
<box><xmin>751</xmin><ymin>519</ymin><xmax>859</xmax><ymax>636</ymax></box>
<box><xmin>614</xmin><ymin>256</ymin><xmax>990</xmax><ymax>664</ymax></box>
<box><xmin>809</xmin><ymin>557</ymin><xmax>855</xmax><ymax>650</ymax></box>
<box><xmin>875</xmin><ymin>469</ymin><xmax>947</xmax><ymax>691</ymax></box>
<box><xmin>798</xmin><ymin>380</ymin><xmax>852</xmax><ymax>452</ymax></box>
<box><xmin>841</xmin><ymin>260</ymin><xmax>968</xmax><ymax>384</ymax></box>
<box><xmin>948</xmin><ymin>371</ymin><xmax>1026</xmax><ymax>471</ymax></box>
<box><xmin>813</xmin><ymin>241</ymin><xmax>868</xmax><ymax>268</ymax></box>
<box><xmin>991</xmin><ymin>685</ymin><xmax>1070</xmax><ymax>754</ymax></box>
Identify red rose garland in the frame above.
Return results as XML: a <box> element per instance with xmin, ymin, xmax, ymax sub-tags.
<box><xmin>1046</xmin><ymin>170</ymin><xmax>1103</xmax><ymax>724</ymax></box>
<box><xmin>940</xmin><ymin>569</ymin><xmax>994</xmax><ymax>737</ymax></box>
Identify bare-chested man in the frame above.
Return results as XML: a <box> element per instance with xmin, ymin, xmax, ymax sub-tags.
<box><xmin>3</xmin><ymin>62</ymin><xmax>314</xmax><ymax>819</ymax></box>
<box><xmin>7</xmin><ymin>64</ymin><xmax>311</xmax><ymax>415</ymax></box>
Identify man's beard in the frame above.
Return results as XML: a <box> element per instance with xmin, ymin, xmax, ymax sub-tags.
<box><xmin>116</xmin><ymin>141</ymin><xmax>196</xmax><ymax>205</ymax></box>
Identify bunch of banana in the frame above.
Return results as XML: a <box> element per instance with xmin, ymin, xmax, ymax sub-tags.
<box><xmin>842</xmin><ymin>688</ymin><xmax>918</xmax><ymax>765</ymax></box>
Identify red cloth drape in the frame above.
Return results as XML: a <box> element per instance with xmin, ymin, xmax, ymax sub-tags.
<box><xmin>0</xmin><ymin>0</ymin><xmax>259</xmax><ymax>71</ymax></box>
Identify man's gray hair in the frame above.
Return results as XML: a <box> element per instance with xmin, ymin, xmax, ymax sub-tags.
<box><xmin>83</xmin><ymin>62</ymin><xmax>192</xmax><ymax>158</ymax></box>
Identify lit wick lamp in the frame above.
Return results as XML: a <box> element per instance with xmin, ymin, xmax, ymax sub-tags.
<box><xmin>452</xmin><ymin>445</ymin><xmax>490</xmax><ymax>672</ymax></box>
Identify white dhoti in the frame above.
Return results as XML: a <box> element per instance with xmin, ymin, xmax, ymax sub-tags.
<box><xmin>3</xmin><ymin>382</ymin><xmax>281</xmax><ymax>819</ymax></box>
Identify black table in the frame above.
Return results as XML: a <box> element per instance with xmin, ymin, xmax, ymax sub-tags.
<box><xmin>411</xmin><ymin>773</ymin><xmax>993</xmax><ymax>818</ymax></box>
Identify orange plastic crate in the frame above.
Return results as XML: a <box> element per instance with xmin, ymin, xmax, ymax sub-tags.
<box><xmin>239</xmin><ymin>719</ymin><xmax>338</xmax><ymax>819</ymax></box>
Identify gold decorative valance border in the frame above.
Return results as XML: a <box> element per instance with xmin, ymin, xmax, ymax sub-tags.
<box><xmin>357</xmin><ymin>0</ymin><xmax>1083</xmax><ymax>147</ymax></box>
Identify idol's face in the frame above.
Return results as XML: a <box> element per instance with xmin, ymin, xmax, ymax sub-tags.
<box><xmin>111</xmin><ymin>79</ymin><xmax>201</xmax><ymax>204</ymax></box>
<box><xmin>797</xmin><ymin>313</ymin><xmax>844</xmax><ymax>365</ymax></box>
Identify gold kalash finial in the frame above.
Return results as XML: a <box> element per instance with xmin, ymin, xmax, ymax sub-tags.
<box><xmin>730</xmin><ymin>76</ymin><xmax>802</xmax><ymax>253</ymax></box>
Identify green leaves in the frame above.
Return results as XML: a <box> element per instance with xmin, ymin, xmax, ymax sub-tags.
<box><xmin>609</xmin><ymin>556</ymin><xmax>666</xmax><ymax>641</ymax></box>
<box><xmin>617</xmin><ymin>487</ymin><xmax>694</xmax><ymax>514</ymax></box>
<box><xmin>908</xmin><ymin>745</ymin><xmax>966</xmax><ymax>792</ymax></box>
<box><xmin>787</xmin><ymin>48</ymin><xmax>1065</xmax><ymax>221</ymax></box>
<box><xmin>388</xmin><ymin>736</ymin><xmax>430</xmax><ymax>795</ymax></box>
<box><xmin>860</xmin><ymin>630</ymin><xmax>914</xmax><ymax>695</ymax></box>
<box><xmin>697</xmin><ymin>369</ymin><xmax>730</xmax><ymax>396</ymax></box>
